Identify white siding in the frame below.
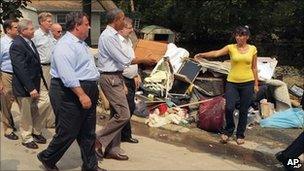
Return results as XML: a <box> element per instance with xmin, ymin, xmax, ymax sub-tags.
<box><xmin>19</xmin><ymin>7</ymin><xmax>101</xmax><ymax>46</ymax></box>
<box><xmin>20</xmin><ymin>7</ymin><xmax>39</xmax><ymax>29</ymax></box>
<box><xmin>91</xmin><ymin>13</ymin><xmax>100</xmax><ymax>46</ymax></box>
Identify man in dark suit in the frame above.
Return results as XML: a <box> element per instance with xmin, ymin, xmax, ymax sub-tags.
<box><xmin>10</xmin><ymin>19</ymin><xmax>47</xmax><ymax>149</ymax></box>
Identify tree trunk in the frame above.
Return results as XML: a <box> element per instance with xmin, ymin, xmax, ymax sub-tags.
<box><xmin>82</xmin><ymin>0</ymin><xmax>92</xmax><ymax>46</ymax></box>
<box><xmin>97</xmin><ymin>0</ymin><xmax>138</xmax><ymax>45</ymax></box>
<box><xmin>96</xmin><ymin>0</ymin><xmax>117</xmax><ymax>10</ymax></box>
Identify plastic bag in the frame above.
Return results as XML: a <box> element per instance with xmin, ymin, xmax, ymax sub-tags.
<box><xmin>260</xmin><ymin>108</ymin><xmax>304</xmax><ymax>128</ymax></box>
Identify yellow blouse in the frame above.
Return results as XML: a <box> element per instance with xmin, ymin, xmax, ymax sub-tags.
<box><xmin>227</xmin><ymin>44</ymin><xmax>257</xmax><ymax>83</ymax></box>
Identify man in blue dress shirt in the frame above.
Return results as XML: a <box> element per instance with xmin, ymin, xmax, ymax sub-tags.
<box><xmin>37</xmin><ymin>12</ymin><xmax>104</xmax><ymax>171</ymax></box>
<box><xmin>95</xmin><ymin>8</ymin><xmax>131</xmax><ymax>161</ymax></box>
<box><xmin>0</xmin><ymin>19</ymin><xmax>19</xmax><ymax>140</ymax></box>
<box><xmin>95</xmin><ymin>8</ymin><xmax>156</xmax><ymax>161</ymax></box>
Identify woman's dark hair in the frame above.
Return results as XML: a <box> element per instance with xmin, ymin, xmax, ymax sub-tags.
<box><xmin>233</xmin><ymin>26</ymin><xmax>250</xmax><ymax>36</ymax></box>
<box><xmin>66</xmin><ymin>12</ymin><xmax>89</xmax><ymax>31</ymax></box>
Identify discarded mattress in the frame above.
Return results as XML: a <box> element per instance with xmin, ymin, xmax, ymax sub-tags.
<box><xmin>265</xmin><ymin>79</ymin><xmax>291</xmax><ymax>111</ymax></box>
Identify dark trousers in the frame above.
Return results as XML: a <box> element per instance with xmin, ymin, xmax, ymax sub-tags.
<box><xmin>223</xmin><ymin>81</ymin><xmax>254</xmax><ymax>139</ymax></box>
<box><xmin>282</xmin><ymin>132</ymin><xmax>304</xmax><ymax>159</ymax></box>
<box><xmin>110</xmin><ymin>77</ymin><xmax>136</xmax><ymax>139</ymax></box>
<box><xmin>39</xmin><ymin>78</ymin><xmax>99</xmax><ymax>170</ymax></box>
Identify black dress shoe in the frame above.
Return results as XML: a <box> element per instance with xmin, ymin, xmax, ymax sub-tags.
<box><xmin>22</xmin><ymin>141</ymin><xmax>38</xmax><ymax>149</ymax></box>
<box><xmin>4</xmin><ymin>132</ymin><xmax>19</xmax><ymax>140</ymax></box>
<box><xmin>105</xmin><ymin>153</ymin><xmax>129</xmax><ymax>160</ymax></box>
<box><xmin>37</xmin><ymin>153</ymin><xmax>59</xmax><ymax>171</ymax></box>
<box><xmin>121</xmin><ymin>137</ymin><xmax>139</xmax><ymax>143</ymax></box>
<box><xmin>32</xmin><ymin>134</ymin><xmax>47</xmax><ymax>144</ymax></box>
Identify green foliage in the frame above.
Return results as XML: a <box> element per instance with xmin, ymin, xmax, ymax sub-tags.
<box><xmin>0</xmin><ymin>0</ymin><xmax>32</xmax><ymax>24</ymax></box>
<box><xmin>114</xmin><ymin>0</ymin><xmax>303</xmax><ymax>43</ymax></box>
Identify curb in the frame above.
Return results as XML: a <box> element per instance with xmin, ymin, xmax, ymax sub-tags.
<box><xmin>130</xmin><ymin>114</ymin><xmax>283</xmax><ymax>169</ymax></box>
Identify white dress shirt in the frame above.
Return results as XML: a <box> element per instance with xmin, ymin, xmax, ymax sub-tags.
<box><xmin>32</xmin><ymin>28</ymin><xmax>55</xmax><ymax>64</ymax></box>
<box><xmin>118</xmin><ymin>34</ymin><xmax>138</xmax><ymax>79</ymax></box>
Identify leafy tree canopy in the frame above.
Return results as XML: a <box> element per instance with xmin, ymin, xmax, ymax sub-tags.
<box><xmin>114</xmin><ymin>0</ymin><xmax>304</xmax><ymax>43</ymax></box>
<box><xmin>0</xmin><ymin>0</ymin><xmax>32</xmax><ymax>24</ymax></box>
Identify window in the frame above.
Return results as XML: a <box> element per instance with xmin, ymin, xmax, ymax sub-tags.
<box><xmin>56</xmin><ymin>14</ymin><xmax>67</xmax><ymax>31</ymax></box>
<box><xmin>154</xmin><ymin>34</ymin><xmax>169</xmax><ymax>43</ymax></box>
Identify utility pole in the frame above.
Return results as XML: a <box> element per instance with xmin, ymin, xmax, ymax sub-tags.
<box><xmin>82</xmin><ymin>0</ymin><xmax>91</xmax><ymax>46</ymax></box>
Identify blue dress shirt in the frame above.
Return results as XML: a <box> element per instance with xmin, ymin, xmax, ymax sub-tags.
<box><xmin>98</xmin><ymin>25</ymin><xmax>132</xmax><ymax>72</ymax></box>
<box><xmin>50</xmin><ymin>32</ymin><xmax>100</xmax><ymax>88</ymax></box>
<box><xmin>0</xmin><ymin>35</ymin><xmax>14</xmax><ymax>73</ymax></box>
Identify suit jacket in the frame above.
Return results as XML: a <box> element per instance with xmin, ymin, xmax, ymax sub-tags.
<box><xmin>10</xmin><ymin>35</ymin><xmax>42</xmax><ymax>97</ymax></box>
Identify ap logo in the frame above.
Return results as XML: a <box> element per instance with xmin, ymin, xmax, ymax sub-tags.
<box><xmin>287</xmin><ymin>158</ymin><xmax>302</xmax><ymax>169</ymax></box>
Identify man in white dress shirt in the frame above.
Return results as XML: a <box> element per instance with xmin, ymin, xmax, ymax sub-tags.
<box><xmin>33</xmin><ymin>12</ymin><xmax>57</xmax><ymax>128</ymax></box>
<box><xmin>50</xmin><ymin>23</ymin><xmax>63</xmax><ymax>42</ymax></box>
<box><xmin>32</xmin><ymin>12</ymin><xmax>54</xmax><ymax>87</ymax></box>
<box><xmin>114</xmin><ymin>17</ymin><xmax>141</xmax><ymax>143</ymax></box>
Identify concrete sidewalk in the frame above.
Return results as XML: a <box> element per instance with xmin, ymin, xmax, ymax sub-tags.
<box><xmin>1</xmin><ymin>124</ymin><xmax>262</xmax><ymax>170</ymax></box>
<box><xmin>1</xmin><ymin>103</ymin><xmax>263</xmax><ymax>170</ymax></box>
<box><xmin>1</xmin><ymin>102</ymin><xmax>302</xmax><ymax>170</ymax></box>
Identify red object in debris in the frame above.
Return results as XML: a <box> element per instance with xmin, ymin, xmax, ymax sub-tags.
<box><xmin>158</xmin><ymin>103</ymin><xmax>168</xmax><ymax>115</ymax></box>
<box><xmin>198</xmin><ymin>96</ymin><xmax>225</xmax><ymax>132</ymax></box>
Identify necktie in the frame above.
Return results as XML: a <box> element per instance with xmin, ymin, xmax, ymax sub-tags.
<box><xmin>27</xmin><ymin>41</ymin><xmax>36</xmax><ymax>53</ymax></box>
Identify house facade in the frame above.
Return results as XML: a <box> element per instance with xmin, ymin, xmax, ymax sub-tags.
<box><xmin>21</xmin><ymin>0</ymin><xmax>104</xmax><ymax>45</ymax></box>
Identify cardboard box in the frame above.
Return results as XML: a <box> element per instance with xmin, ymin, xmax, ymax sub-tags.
<box><xmin>134</xmin><ymin>39</ymin><xmax>167</xmax><ymax>63</ymax></box>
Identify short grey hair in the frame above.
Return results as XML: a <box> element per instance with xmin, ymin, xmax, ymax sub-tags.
<box><xmin>106</xmin><ymin>8</ymin><xmax>123</xmax><ymax>24</ymax></box>
<box><xmin>17</xmin><ymin>19</ymin><xmax>32</xmax><ymax>33</ymax></box>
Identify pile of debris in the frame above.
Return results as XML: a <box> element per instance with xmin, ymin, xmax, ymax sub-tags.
<box><xmin>92</xmin><ymin>39</ymin><xmax>304</xmax><ymax>132</ymax></box>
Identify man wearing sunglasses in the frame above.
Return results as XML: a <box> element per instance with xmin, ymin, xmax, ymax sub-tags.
<box><xmin>51</xmin><ymin>23</ymin><xmax>63</xmax><ymax>41</ymax></box>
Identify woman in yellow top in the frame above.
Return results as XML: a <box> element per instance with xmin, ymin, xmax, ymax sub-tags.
<box><xmin>194</xmin><ymin>26</ymin><xmax>259</xmax><ymax>145</ymax></box>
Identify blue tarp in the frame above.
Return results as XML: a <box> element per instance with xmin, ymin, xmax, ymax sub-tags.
<box><xmin>260</xmin><ymin>108</ymin><xmax>304</xmax><ymax>128</ymax></box>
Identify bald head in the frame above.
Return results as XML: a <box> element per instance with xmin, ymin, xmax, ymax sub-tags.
<box><xmin>51</xmin><ymin>23</ymin><xmax>62</xmax><ymax>40</ymax></box>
